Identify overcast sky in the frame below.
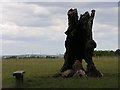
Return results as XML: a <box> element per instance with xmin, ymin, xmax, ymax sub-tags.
<box><xmin>0</xmin><ymin>1</ymin><xmax>118</xmax><ymax>55</ymax></box>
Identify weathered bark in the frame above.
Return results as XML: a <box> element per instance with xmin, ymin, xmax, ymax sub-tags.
<box><xmin>54</xmin><ymin>8</ymin><xmax>103</xmax><ymax>78</ymax></box>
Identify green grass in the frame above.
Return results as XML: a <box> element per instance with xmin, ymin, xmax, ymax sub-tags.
<box><xmin>2</xmin><ymin>56</ymin><xmax>118</xmax><ymax>88</ymax></box>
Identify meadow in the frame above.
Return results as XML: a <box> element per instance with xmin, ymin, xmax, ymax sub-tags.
<box><xmin>2</xmin><ymin>56</ymin><xmax>118</xmax><ymax>88</ymax></box>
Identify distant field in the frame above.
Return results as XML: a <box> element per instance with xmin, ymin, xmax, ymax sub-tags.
<box><xmin>2</xmin><ymin>56</ymin><xmax>118</xmax><ymax>88</ymax></box>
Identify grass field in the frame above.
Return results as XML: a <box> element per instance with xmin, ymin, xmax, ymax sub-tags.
<box><xmin>2</xmin><ymin>56</ymin><xmax>118</xmax><ymax>88</ymax></box>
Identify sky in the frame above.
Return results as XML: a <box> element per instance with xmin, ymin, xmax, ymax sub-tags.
<box><xmin>0</xmin><ymin>1</ymin><xmax>119</xmax><ymax>55</ymax></box>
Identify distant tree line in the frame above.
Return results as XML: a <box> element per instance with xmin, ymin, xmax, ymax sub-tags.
<box><xmin>2</xmin><ymin>55</ymin><xmax>60</xmax><ymax>59</ymax></box>
<box><xmin>2</xmin><ymin>49</ymin><xmax>120</xmax><ymax>59</ymax></box>
<box><xmin>94</xmin><ymin>49</ymin><xmax>120</xmax><ymax>56</ymax></box>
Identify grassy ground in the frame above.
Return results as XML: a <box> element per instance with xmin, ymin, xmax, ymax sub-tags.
<box><xmin>2</xmin><ymin>56</ymin><xmax>118</xmax><ymax>88</ymax></box>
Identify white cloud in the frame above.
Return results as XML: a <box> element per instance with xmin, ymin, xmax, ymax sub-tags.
<box><xmin>2</xmin><ymin>23</ymin><xmax>42</xmax><ymax>35</ymax></box>
<box><xmin>33</xmin><ymin>4</ymin><xmax>50</xmax><ymax>15</ymax></box>
<box><xmin>2</xmin><ymin>3</ymin><xmax>53</xmax><ymax>27</ymax></box>
<box><xmin>1</xmin><ymin>2</ymin><xmax>118</xmax><ymax>55</ymax></box>
<box><xmin>93</xmin><ymin>22</ymin><xmax>118</xmax><ymax>50</ymax></box>
<box><xmin>1</xmin><ymin>21</ymin><xmax>65</xmax><ymax>55</ymax></box>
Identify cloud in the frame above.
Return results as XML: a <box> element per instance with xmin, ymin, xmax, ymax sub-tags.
<box><xmin>1</xmin><ymin>2</ymin><xmax>118</xmax><ymax>55</ymax></box>
<box><xmin>1</xmin><ymin>22</ymin><xmax>65</xmax><ymax>42</ymax></box>
<box><xmin>93</xmin><ymin>22</ymin><xmax>118</xmax><ymax>49</ymax></box>
<box><xmin>2</xmin><ymin>3</ymin><xmax>53</xmax><ymax>27</ymax></box>
<box><xmin>1</xmin><ymin>22</ymin><xmax>66</xmax><ymax>55</ymax></box>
